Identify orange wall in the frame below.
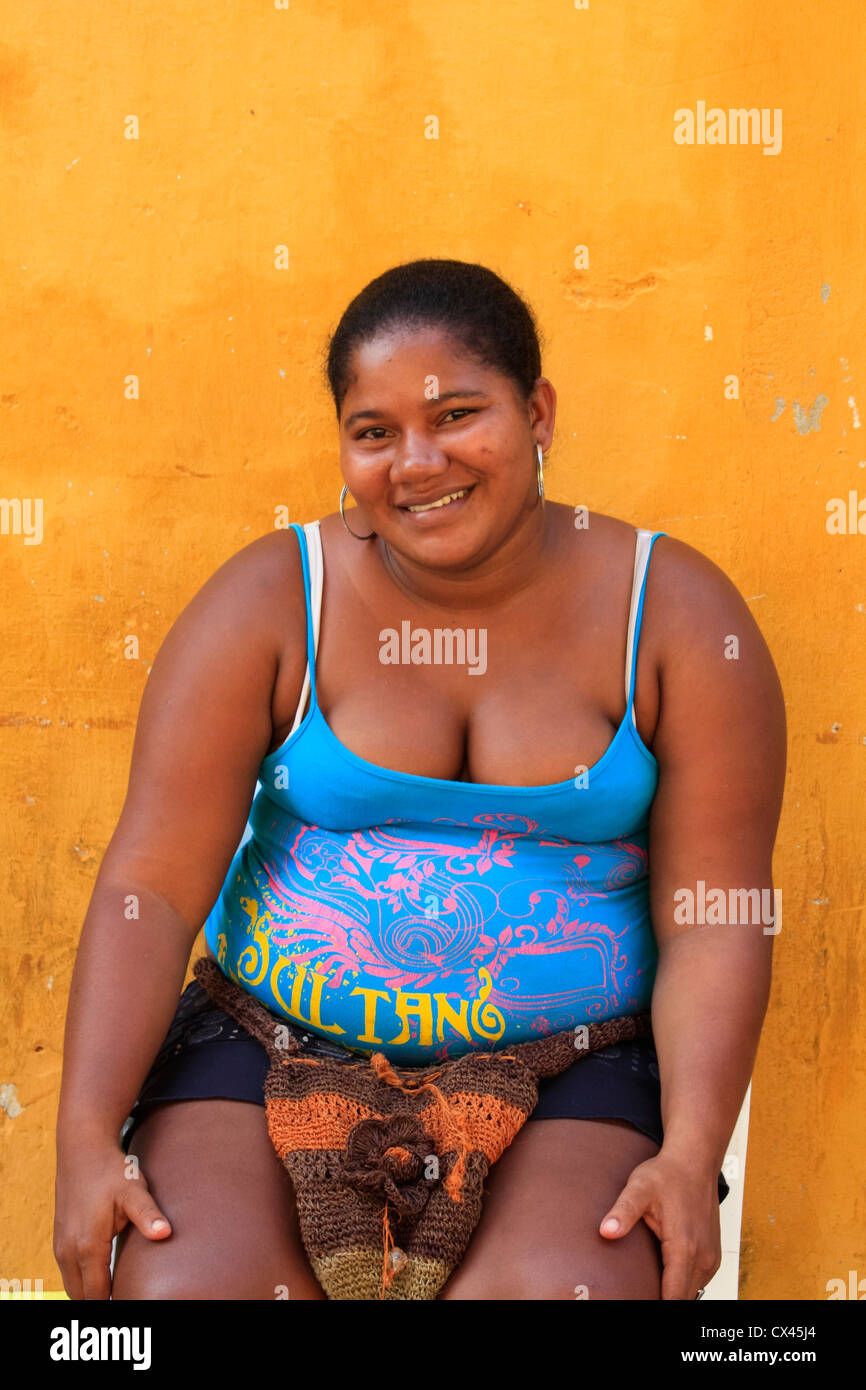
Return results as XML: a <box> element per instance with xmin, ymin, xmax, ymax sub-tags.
<box><xmin>1</xmin><ymin>1</ymin><xmax>863</xmax><ymax>1299</ymax></box>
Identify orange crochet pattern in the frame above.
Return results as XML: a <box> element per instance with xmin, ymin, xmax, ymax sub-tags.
<box><xmin>193</xmin><ymin>956</ymin><xmax>652</xmax><ymax>1300</ymax></box>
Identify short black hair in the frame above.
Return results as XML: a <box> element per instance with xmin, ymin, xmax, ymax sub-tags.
<box><xmin>323</xmin><ymin>258</ymin><xmax>545</xmax><ymax>420</ymax></box>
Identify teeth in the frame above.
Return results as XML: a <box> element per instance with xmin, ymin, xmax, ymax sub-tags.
<box><xmin>407</xmin><ymin>488</ymin><xmax>469</xmax><ymax>513</ymax></box>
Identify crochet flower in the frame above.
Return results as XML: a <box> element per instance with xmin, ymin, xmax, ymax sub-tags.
<box><xmin>339</xmin><ymin>1114</ymin><xmax>438</xmax><ymax>1217</ymax></box>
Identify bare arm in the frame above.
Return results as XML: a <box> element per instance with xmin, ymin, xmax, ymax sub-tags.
<box><xmin>54</xmin><ymin>529</ymin><xmax>303</xmax><ymax>1297</ymax></box>
<box><xmin>598</xmin><ymin>536</ymin><xmax>787</xmax><ymax>1299</ymax></box>
<box><xmin>646</xmin><ymin>538</ymin><xmax>786</xmax><ymax>1173</ymax></box>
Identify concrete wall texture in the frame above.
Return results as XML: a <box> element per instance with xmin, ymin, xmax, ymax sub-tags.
<box><xmin>1</xmin><ymin>2</ymin><xmax>863</xmax><ymax>1300</ymax></box>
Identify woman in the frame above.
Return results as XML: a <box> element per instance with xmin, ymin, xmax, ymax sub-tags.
<box><xmin>54</xmin><ymin>259</ymin><xmax>786</xmax><ymax>1301</ymax></box>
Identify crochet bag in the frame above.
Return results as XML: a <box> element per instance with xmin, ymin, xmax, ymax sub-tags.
<box><xmin>193</xmin><ymin>957</ymin><xmax>652</xmax><ymax>1301</ymax></box>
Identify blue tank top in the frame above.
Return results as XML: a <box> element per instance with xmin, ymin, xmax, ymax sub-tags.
<box><xmin>203</xmin><ymin>520</ymin><xmax>666</xmax><ymax>1062</ymax></box>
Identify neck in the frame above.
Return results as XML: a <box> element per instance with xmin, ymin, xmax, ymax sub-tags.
<box><xmin>373</xmin><ymin>502</ymin><xmax>558</xmax><ymax>613</ymax></box>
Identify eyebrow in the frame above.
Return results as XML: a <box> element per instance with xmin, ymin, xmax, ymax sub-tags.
<box><xmin>343</xmin><ymin>389</ymin><xmax>490</xmax><ymax>429</ymax></box>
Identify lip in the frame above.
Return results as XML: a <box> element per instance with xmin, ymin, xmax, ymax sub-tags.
<box><xmin>397</xmin><ymin>484</ymin><xmax>476</xmax><ymax>518</ymax></box>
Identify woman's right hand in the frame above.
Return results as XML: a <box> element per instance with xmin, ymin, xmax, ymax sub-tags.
<box><xmin>54</xmin><ymin>1140</ymin><xmax>172</xmax><ymax>1300</ymax></box>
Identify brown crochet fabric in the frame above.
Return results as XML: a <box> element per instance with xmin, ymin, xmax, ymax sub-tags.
<box><xmin>193</xmin><ymin>956</ymin><xmax>652</xmax><ymax>1300</ymax></box>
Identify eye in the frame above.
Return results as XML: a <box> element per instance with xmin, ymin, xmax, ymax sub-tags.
<box><xmin>355</xmin><ymin>408</ymin><xmax>476</xmax><ymax>440</ymax></box>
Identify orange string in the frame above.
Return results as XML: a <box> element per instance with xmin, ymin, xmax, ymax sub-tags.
<box><xmin>382</xmin><ymin>1201</ymin><xmax>395</xmax><ymax>1299</ymax></box>
<box><xmin>370</xmin><ymin>1052</ymin><xmax>474</xmax><ymax>1203</ymax></box>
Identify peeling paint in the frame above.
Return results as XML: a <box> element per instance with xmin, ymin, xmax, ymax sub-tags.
<box><xmin>0</xmin><ymin>1083</ymin><xmax>25</xmax><ymax>1119</ymax></box>
<box><xmin>792</xmin><ymin>394</ymin><xmax>829</xmax><ymax>433</ymax></box>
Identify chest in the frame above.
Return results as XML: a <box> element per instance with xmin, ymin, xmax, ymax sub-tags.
<box><xmin>267</xmin><ymin>562</ymin><xmax>660</xmax><ymax>787</ymax></box>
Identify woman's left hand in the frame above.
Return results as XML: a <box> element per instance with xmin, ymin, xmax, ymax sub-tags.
<box><xmin>598</xmin><ymin>1146</ymin><xmax>722</xmax><ymax>1299</ymax></box>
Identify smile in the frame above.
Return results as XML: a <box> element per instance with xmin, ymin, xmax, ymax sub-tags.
<box><xmin>402</xmin><ymin>486</ymin><xmax>475</xmax><ymax>514</ymax></box>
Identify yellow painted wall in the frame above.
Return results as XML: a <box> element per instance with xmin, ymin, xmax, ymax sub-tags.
<box><xmin>1</xmin><ymin>1</ymin><xmax>863</xmax><ymax>1300</ymax></box>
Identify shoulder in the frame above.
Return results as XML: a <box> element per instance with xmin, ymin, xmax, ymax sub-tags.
<box><xmin>577</xmin><ymin>508</ymin><xmax>748</xmax><ymax>620</ymax></box>
<box><xmin>640</xmin><ymin>531</ymin><xmax>787</xmax><ymax>760</ymax></box>
<box><xmin>199</xmin><ymin>526</ymin><xmax>306</xmax><ymax>598</ymax></box>
<box><xmin>166</xmin><ymin>528</ymin><xmax>308</xmax><ymax>658</ymax></box>
<box><xmin>572</xmin><ymin>507</ymin><xmax>784</xmax><ymax>699</ymax></box>
<box><xmin>642</xmin><ymin>531</ymin><xmax>775</xmax><ymax>664</ymax></box>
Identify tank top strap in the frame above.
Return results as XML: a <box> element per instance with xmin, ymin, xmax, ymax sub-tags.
<box><xmin>288</xmin><ymin>520</ymin><xmax>323</xmax><ymax>734</ymax></box>
<box><xmin>624</xmin><ymin>528</ymin><xmax>666</xmax><ymax>728</ymax></box>
<box><xmin>286</xmin><ymin>521</ymin><xmax>663</xmax><ymax>739</ymax></box>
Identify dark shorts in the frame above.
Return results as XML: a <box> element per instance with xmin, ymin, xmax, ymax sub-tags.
<box><xmin>120</xmin><ymin>978</ymin><xmax>729</xmax><ymax>1205</ymax></box>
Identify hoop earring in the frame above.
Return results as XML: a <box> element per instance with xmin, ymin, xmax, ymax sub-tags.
<box><xmin>339</xmin><ymin>484</ymin><xmax>376</xmax><ymax>540</ymax></box>
<box><xmin>536</xmin><ymin>443</ymin><xmax>545</xmax><ymax>504</ymax></box>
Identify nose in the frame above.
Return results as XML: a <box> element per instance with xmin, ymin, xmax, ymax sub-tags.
<box><xmin>390</xmin><ymin>429</ymin><xmax>450</xmax><ymax>481</ymax></box>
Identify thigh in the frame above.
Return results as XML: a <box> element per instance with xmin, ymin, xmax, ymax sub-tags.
<box><xmin>438</xmin><ymin>1118</ymin><xmax>662</xmax><ymax>1301</ymax></box>
<box><xmin>111</xmin><ymin>1098</ymin><xmax>325</xmax><ymax>1300</ymax></box>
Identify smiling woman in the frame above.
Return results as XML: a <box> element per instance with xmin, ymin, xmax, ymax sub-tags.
<box><xmin>329</xmin><ymin>261</ymin><xmax>553</xmax><ymax>566</ymax></box>
<box><xmin>55</xmin><ymin>260</ymin><xmax>785</xmax><ymax>1303</ymax></box>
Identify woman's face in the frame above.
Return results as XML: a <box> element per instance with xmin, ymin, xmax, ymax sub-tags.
<box><xmin>338</xmin><ymin>324</ymin><xmax>555</xmax><ymax>564</ymax></box>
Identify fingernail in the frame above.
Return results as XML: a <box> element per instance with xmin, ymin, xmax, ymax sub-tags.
<box><xmin>601</xmin><ymin>1218</ymin><xmax>619</xmax><ymax>1234</ymax></box>
<box><xmin>151</xmin><ymin>1219</ymin><xmax>169</xmax><ymax>1232</ymax></box>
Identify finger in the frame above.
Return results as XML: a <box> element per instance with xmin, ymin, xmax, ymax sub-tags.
<box><xmin>661</xmin><ymin>1251</ymin><xmax>695</xmax><ymax>1301</ymax></box>
<box><xmin>78</xmin><ymin>1244</ymin><xmax>113</xmax><ymax>1301</ymax></box>
<box><xmin>118</xmin><ymin>1164</ymin><xmax>172</xmax><ymax>1240</ymax></box>
<box><xmin>56</xmin><ymin>1251</ymin><xmax>83</xmax><ymax>1302</ymax></box>
<box><xmin>599</xmin><ymin>1180</ymin><xmax>648</xmax><ymax>1239</ymax></box>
